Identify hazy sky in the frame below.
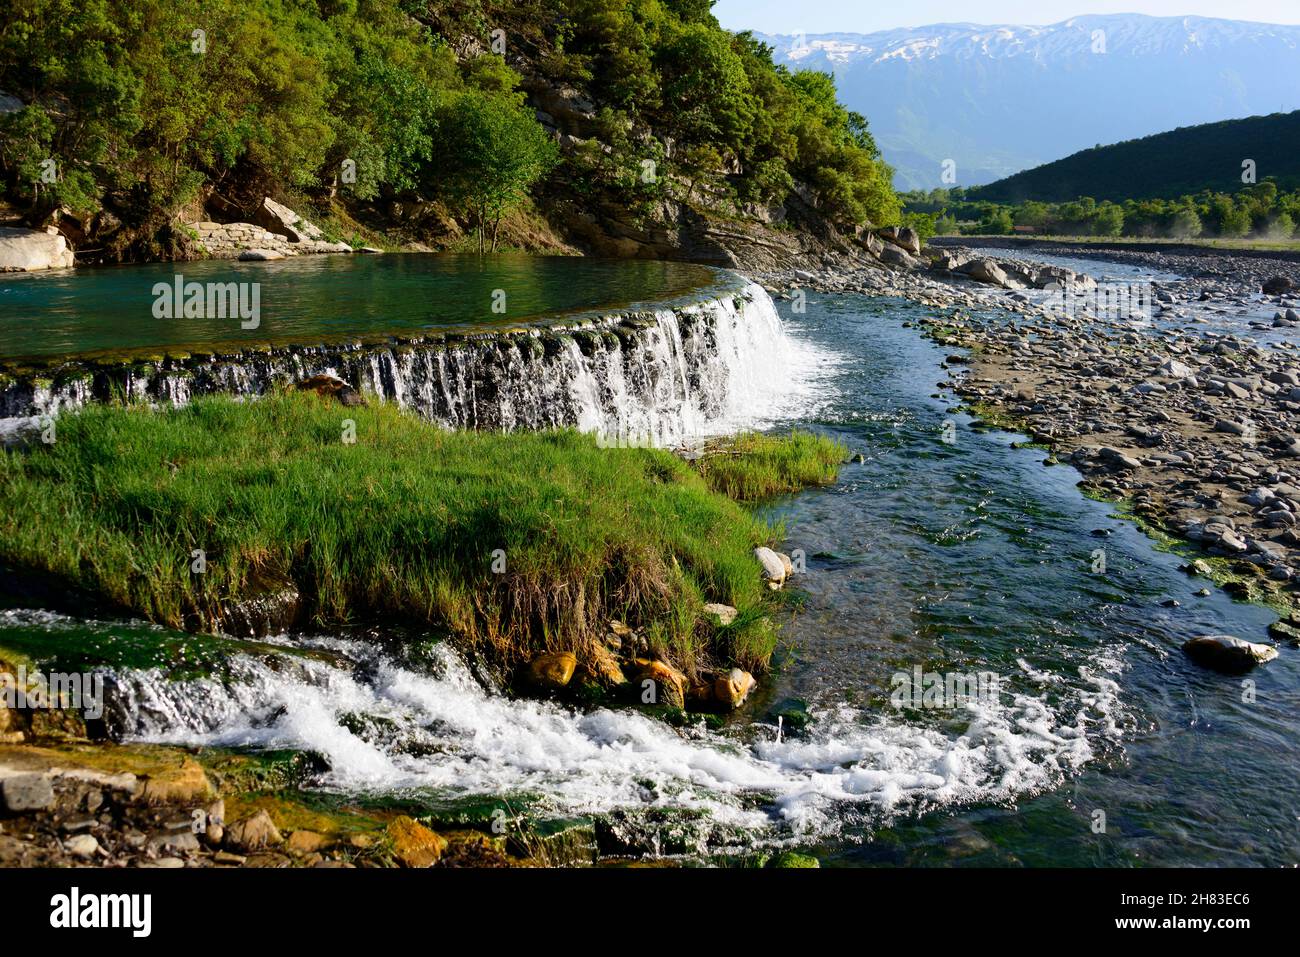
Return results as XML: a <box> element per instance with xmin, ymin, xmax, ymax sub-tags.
<box><xmin>711</xmin><ymin>1</ymin><xmax>1300</xmax><ymax>34</ymax></box>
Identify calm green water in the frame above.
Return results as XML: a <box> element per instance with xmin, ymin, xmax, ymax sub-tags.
<box><xmin>0</xmin><ymin>254</ymin><xmax>722</xmax><ymax>363</ymax></box>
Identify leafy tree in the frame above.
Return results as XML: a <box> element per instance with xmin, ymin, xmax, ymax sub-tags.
<box><xmin>438</xmin><ymin>90</ymin><xmax>558</xmax><ymax>252</ymax></box>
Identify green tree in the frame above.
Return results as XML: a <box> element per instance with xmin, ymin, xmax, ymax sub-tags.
<box><xmin>438</xmin><ymin>91</ymin><xmax>559</xmax><ymax>252</ymax></box>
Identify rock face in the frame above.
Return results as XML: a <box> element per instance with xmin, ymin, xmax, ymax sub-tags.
<box><xmin>1182</xmin><ymin>635</ymin><xmax>1278</xmax><ymax>673</ymax></box>
<box><xmin>0</xmin><ymin>227</ymin><xmax>76</xmax><ymax>271</ymax></box>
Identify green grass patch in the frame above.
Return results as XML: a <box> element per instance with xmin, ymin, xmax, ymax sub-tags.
<box><xmin>688</xmin><ymin>431</ymin><xmax>846</xmax><ymax>502</ymax></box>
<box><xmin>0</xmin><ymin>393</ymin><xmax>832</xmax><ymax>676</ymax></box>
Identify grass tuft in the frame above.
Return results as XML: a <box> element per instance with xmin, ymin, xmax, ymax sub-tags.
<box><xmin>688</xmin><ymin>431</ymin><xmax>847</xmax><ymax>501</ymax></box>
<box><xmin>0</xmin><ymin>394</ymin><xmax>839</xmax><ymax>676</ymax></box>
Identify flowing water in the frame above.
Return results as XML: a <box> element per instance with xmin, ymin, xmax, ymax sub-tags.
<box><xmin>2</xmin><ymin>277</ymin><xmax>1297</xmax><ymax>866</ymax></box>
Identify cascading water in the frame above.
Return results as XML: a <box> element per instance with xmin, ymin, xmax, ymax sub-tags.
<box><xmin>99</xmin><ymin>633</ymin><xmax>1126</xmax><ymax>850</ymax></box>
<box><xmin>1</xmin><ymin>281</ymin><xmax>825</xmax><ymax>446</ymax></box>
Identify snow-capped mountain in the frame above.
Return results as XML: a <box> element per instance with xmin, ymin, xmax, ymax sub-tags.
<box><xmin>756</xmin><ymin>15</ymin><xmax>1300</xmax><ymax>190</ymax></box>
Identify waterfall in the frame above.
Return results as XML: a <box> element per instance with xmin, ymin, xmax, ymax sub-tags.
<box><xmin>1</xmin><ymin>281</ymin><xmax>809</xmax><ymax>445</ymax></box>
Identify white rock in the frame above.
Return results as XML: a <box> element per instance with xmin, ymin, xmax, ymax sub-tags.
<box><xmin>702</xmin><ymin>603</ymin><xmax>738</xmax><ymax>626</ymax></box>
<box><xmin>238</xmin><ymin>248</ymin><xmax>285</xmax><ymax>261</ymax></box>
<box><xmin>64</xmin><ymin>834</ymin><xmax>100</xmax><ymax>858</ymax></box>
<box><xmin>754</xmin><ymin>547</ymin><xmax>787</xmax><ymax>589</ymax></box>
<box><xmin>0</xmin><ymin>226</ymin><xmax>75</xmax><ymax>271</ymax></box>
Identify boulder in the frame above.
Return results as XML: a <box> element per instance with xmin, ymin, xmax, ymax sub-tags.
<box><xmin>632</xmin><ymin>659</ymin><xmax>686</xmax><ymax>708</ymax></box>
<box><xmin>1182</xmin><ymin>635</ymin><xmax>1278</xmax><ymax>674</ymax></box>
<box><xmin>878</xmin><ymin>243</ymin><xmax>922</xmax><ymax>270</ymax></box>
<box><xmin>895</xmin><ymin>226</ymin><xmax>922</xmax><ymax>256</ymax></box>
<box><xmin>0</xmin><ymin>226</ymin><xmax>76</xmax><ymax>271</ymax></box>
<box><xmin>527</xmin><ymin>651</ymin><xmax>577</xmax><ymax>690</ymax></box>
<box><xmin>959</xmin><ymin>258</ymin><xmax>1011</xmax><ymax>287</ymax></box>
<box><xmin>224</xmin><ymin>809</ymin><xmax>284</xmax><ymax>851</ymax></box>
<box><xmin>138</xmin><ymin>757</ymin><xmax>214</xmax><ymax>805</ymax></box>
<box><xmin>253</xmin><ymin>196</ymin><xmax>325</xmax><ymax>244</ymax></box>
<box><xmin>386</xmin><ymin>815</ymin><xmax>447</xmax><ymax>868</ymax></box>
<box><xmin>713</xmin><ymin>668</ymin><xmax>756</xmax><ymax>709</ymax></box>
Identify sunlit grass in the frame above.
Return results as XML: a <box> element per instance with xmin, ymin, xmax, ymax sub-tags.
<box><xmin>0</xmin><ymin>393</ymin><xmax>839</xmax><ymax>675</ymax></box>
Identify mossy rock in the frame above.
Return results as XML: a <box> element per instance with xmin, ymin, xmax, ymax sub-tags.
<box><xmin>767</xmin><ymin>850</ymin><xmax>820</xmax><ymax>868</ymax></box>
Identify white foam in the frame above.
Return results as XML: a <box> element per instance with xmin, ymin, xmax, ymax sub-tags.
<box><xmin>114</xmin><ymin>638</ymin><xmax>1128</xmax><ymax>844</ymax></box>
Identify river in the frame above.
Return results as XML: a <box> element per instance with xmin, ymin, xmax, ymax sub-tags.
<box><xmin>2</xmin><ymin>272</ymin><xmax>1296</xmax><ymax>866</ymax></box>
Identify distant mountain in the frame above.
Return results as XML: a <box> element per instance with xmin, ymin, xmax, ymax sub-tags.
<box><xmin>757</xmin><ymin>15</ymin><xmax>1300</xmax><ymax>191</ymax></box>
<box><xmin>974</xmin><ymin>111</ymin><xmax>1300</xmax><ymax>202</ymax></box>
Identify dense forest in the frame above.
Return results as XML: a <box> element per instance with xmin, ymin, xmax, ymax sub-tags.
<box><xmin>972</xmin><ymin>110</ymin><xmax>1300</xmax><ymax>204</ymax></box>
<box><xmin>0</xmin><ymin>0</ymin><xmax>900</xmax><ymax>263</ymax></box>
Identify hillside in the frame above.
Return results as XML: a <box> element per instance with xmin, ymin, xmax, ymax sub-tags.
<box><xmin>0</xmin><ymin>0</ymin><xmax>901</xmax><ymax>271</ymax></box>
<box><xmin>758</xmin><ymin>15</ymin><xmax>1300</xmax><ymax>191</ymax></box>
<box><xmin>974</xmin><ymin>111</ymin><xmax>1300</xmax><ymax>204</ymax></box>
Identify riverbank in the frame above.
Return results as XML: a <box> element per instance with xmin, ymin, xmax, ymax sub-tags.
<box><xmin>756</xmin><ymin>240</ymin><xmax>1300</xmax><ymax>632</ymax></box>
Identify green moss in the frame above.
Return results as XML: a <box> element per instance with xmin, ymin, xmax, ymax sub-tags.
<box><xmin>767</xmin><ymin>850</ymin><xmax>820</xmax><ymax>868</ymax></box>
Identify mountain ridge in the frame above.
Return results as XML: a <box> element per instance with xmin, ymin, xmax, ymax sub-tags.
<box><xmin>755</xmin><ymin>14</ymin><xmax>1300</xmax><ymax>190</ymax></box>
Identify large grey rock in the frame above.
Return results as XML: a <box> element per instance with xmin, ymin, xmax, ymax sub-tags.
<box><xmin>1182</xmin><ymin>635</ymin><xmax>1278</xmax><ymax>673</ymax></box>
<box><xmin>878</xmin><ymin>243</ymin><xmax>922</xmax><ymax>270</ymax></box>
<box><xmin>0</xmin><ymin>227</ymin><xmax>76</xmax><ymax>271</ymax></box>
<box><xmin>1</xmin><ymin>772</ymin><xmax>56</xmax><ymax>813</ymax></box>
<box><xmin>253</xmin><ymin>197</ymin><xmax>326</xmax><ymax>244</ymax></box>
<box><xmin>959</xmin><ymin>258</ymin><xmax>1012</xmax><ymax>287</ymax></box>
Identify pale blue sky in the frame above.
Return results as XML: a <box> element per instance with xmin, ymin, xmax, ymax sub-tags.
<box><xmin>712</xmin><ymin>0</ymin><xmax>1300</xmax><ymax>34</ymax></box>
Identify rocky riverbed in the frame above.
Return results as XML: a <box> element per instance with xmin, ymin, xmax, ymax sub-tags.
<box><xmin>754</xmin><ymin>236</ymin><xmax>1300</xmax><ymax>636</ymax></box>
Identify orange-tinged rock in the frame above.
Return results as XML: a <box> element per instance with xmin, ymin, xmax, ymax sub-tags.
<box><xmin>632</xmin><ymin>659</ymin><xmax>686</xmax><ymax>708</ymax></box>
<box><xmin>714</xmin><ymin>668</ymin><xmax>756</xmax><ymax>709</ymax></box>
<box><xmin>138</xmin><ymin>757</ymin><xmax>215</xmax><ymax>804</ymax></box>
<box><xmin>528</xmin><ymin>651</ymin><xmax>578</xmax><ymax>690</ymax></box>
<box><xmin>387</xmin><ymin>816</ymin><xmax>448</xmax><ymax>868</ymax></box>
